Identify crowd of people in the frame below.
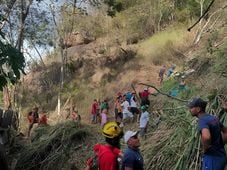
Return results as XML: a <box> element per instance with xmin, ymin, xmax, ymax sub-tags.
<box><xmin>89</xmin><ymin>88</ymin><xmax>152</xmax><ymax>137</ymax></box>
<box><xmin>85</xmin><ymin>97</ymin><xmax>227</xmax><ymax>170</ymax></box>
<box><xmin>24</xmin><ymin>63</ymin><xmax>227</xmax><ymax>170</ymax></box>
<box><xmin>27</xmin><ymin>107</ymin><xmax>48</xmax><ymax>137</ymax></box>
<box><xmin>86</xmin><ymin>121</ymin><xmax>144</xmax><ymax>170</ymax></box>
<box><xmin>85</xmin><ymin>88</ymin><xmax>153</xmax><ymax>170</ymax></box>
<box><xmin>27</xmin><ymin>106</ymin><xmax>81</xmax><ymax>137</ymax></box>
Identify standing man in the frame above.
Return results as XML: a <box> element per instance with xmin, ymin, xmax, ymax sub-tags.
<box><xmin>86</xmin><ymin>121</ymin><xmax>123</xmax><ymax>170</ymax></box>
<box><xmin>158</xmin><ymin>65</ymin><xmax>166</xmax><ymax>85</ymax></box>
<box><xmin>91</xmin><ymin>99</ymin><xmax>98</xmax><ymax>124</ymax></box>
<box><xmin>100</xmin><ymin>99</ymin><xmax>109</xmax><ymax>113</ymax></box>
<box><xmin>122</xmin><ymin>131</ymin><xmax>144</xmax><ymax>170</ymax></box>
<box><xmin>114</xmin><ymin>96</ymin><xmax>123</xmax><ymax>124</ymax></box>
<box><xmin>139</xmin><ymin>88</ymin><xmax>151</xmax><ymax>106</ymax></box>
<box><xmin>27</xmin><ymin>107</ymin><xmax>39</xmax><ymax>137</ymax></box>
<box><xmin>130</xmin><ymin>93</ymin><xmax>140</xmax><ymax>122</ymax></box>
<box><xmin>121</xmin><ymin>95</ymin><xmax>133</xmax><ymax>123</ymax></box>
<box><xmin>188</xmin><ymin>98</ymin><xmax>227</xmax><ymax>170</ymax></box>
<box><xmin>139</xmin><ymin>105</ymin><xmax>150</xmax><ymax>138</ymax></box>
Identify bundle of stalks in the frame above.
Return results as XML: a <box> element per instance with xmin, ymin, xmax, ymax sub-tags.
<box><xmin>14</xmin><ymin>121</ymin><xmax>100</xmax><ymax>170</ymax></box>
<box><xmin>144</xmin><ymin>95</ymin><xmax>227</xmax><ymax>170</ymax></box>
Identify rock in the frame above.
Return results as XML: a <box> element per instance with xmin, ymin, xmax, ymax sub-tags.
<box><xmin>63</xmin><ymin>33</ymin><xmax>94</xmax><ymax>48</ymax></box>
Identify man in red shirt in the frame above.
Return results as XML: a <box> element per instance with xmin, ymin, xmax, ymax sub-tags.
<box><xmin>38</xmin><ymin>111</ymin><xmax>48</xmax><ymax>126</ymax></box>
<box><xmin>139</xmin><ymin>88</ymin><xmax>151</xmax><ymax>106</ymax></box>
<box><xmin>86</xmin><ymin>122</ymin><xmax>123</xmax><ymax>170</ymax></box>
<box><xmin>91</xmin><ymin>99</ymin><xmax>98</xmax><ymax>124</ymax></box>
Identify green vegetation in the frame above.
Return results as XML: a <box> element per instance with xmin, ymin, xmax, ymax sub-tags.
<box><xmin>0</xmin><ymin>27</ymin><xmax>25</xmax><ymax>91</ymax></box>
<box><xmin>144</xmin><ymin>94</ymin><xmax>226</xmax><ymax>170</ymax></box>
<box><xmin>137</xmin><ymin>26</ymin><xmax>191</xmax><ymax>64</ymax></box>
<box><xmin>143</xmin><ymin>31</ymin><xmax>227</xmax><ymax>169</ymax></box>
<box><xmin>13</xmin><ymin>121</ymin><xmax>100</xmax><ymax>170</ymax></box>
<box><xmin>1</xmin><ymin>0</ymin><xmax>226</xmax><ymax>169</ymax></box>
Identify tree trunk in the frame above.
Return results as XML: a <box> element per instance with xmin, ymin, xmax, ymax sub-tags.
<box><xmin>57</xmin><ymin>93</ymin><xmax>61</xmax><ymax>115</ymax></box>
<box><xmin>17</xmin><ymin>0</ymin><xmax>32</xmax><ymax>50</ymax></box>
<box><xmin>158</xmin><ymin>10</ymin><xmax>163</xmax><ymax>32</ymax></box>
<box><xmin>30</xmin><ymin>39</ymin><xmax>46</xmax><ymax>67</ymax></box>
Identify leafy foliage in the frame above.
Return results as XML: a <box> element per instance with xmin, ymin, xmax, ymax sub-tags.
<box><xmin>0</xmin><ymin>17</ymin><xmax>25</xmax><ymax>90</ymax></box>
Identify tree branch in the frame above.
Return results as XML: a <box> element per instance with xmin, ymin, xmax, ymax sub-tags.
<box><xmin>0</xmin><ymin>0</ymin><xmax>17</xmax><ymax>31</ymax></box>
<box><xmin>194</xmin><ymin>5</ymin><xmax>227</xmax><ymax>44</ymax></box>
<box><xmin>138</xmin><ymin>83</ymin><xmax>189</xmax><ymax>103</ymax></box>
<box><xmin>187</xmin><ymin>0</ymin><xmax>215</xmax><ymax>32</ymax></box>
<box><xmin>29</xmin><ymin>39</ymin><xmax>46</xmax><ymax>68</ymax></box>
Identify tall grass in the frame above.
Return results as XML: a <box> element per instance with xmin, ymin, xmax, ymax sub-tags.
<box><xmin>137</xmin><ymin>26</ymin><xmax>193</xmax><ymax>64</ymax></box>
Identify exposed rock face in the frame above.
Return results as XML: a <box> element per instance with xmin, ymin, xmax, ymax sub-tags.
<box><xmin>63</xmin><ymin>32</ymin><xmax>94</xmax><ymax>48</ymax></box>
<box><xmin>23</xmin><ymin>39</ymin><xmax>137</xmax><ymax>96</ymax></box>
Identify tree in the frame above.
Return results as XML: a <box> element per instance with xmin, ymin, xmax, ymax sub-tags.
<box><xmin>0</xmin><ymin>22</ymin><xmax>25</xmax><ymax>91</ymax></box>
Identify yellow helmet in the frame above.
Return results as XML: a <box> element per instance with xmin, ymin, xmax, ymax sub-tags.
<box><xmin>102</xmin><ymin>122</ymin><xmax>122</xmax><ymax>138</ymax></box>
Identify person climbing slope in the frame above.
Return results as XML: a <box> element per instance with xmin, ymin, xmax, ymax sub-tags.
<box><xmin>158</xmin><ymin>65</ymin><xmax>166</xmax><ymax>85</ymax></box>
<box><xmin>91</xmin><ymin>99</ymin><xmax>99</xmax><ymax>124</ymax></box>
<box><xmin>139</xmin><ymin>105</ymin><xmax>150</xmax><ymax>138</ymax></box>
<box><xmin>139</xmin><ymin>88</ymin><xmax>151</xmax><ymax>107</ymax></box>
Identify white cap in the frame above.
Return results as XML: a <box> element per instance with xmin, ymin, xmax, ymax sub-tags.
<box><xmin>124</xmin><ymin>131</ymin><xmax>138</xmax><ymax>143</ymax></box>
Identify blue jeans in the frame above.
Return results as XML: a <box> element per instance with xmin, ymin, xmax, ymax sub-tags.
<box><xmin>91</xmin><ymin>114</ymin><xmax>97</xmax><ymax>123</ymax></box>
<box><xmin>202</xmin><ymin>155</ymin><xmax>227</xmax><ymax>170</ymax></box>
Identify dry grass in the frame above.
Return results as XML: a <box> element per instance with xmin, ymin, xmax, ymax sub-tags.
<box><xmin>136</xmin><ymin>26</ymin><xmax>194</xmax><ymax>64</ymax></box>
<box><xmin>13</xmin><ymin>121</ymin><xmax>101</xmax><ymax>170</ymax></box>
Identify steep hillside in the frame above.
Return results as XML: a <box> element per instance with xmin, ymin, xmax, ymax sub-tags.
<box><xmin>142</xmin><ymin>27</ymin><xmax>227</xmax><ymax>169</ymax></box>
<box><xmin>4</xmin><ymin>0</ymin><xmax>226</xmax><ymax>170</ymax></box>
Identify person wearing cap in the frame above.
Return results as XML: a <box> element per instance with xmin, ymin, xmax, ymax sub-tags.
<box><xmin>86</xmin><ymin>122</ymin><xmax>123</xmax><ymax>170</ymax></box>
<box><xmin>188</xmin><ymin>98</ymin><xmax>227</xmax><ymax>170</ymax></box>
<box><xmin>122</xmin><ymin>131</ymin><xmax>144</xmax><ymax>170</ymax></box>
<box><xmin>139</xmin><ymin>105</ymin><xmax>150</xmax><ymax>138</ymax></box>
<box><xmin>139</xmin><ymin>88</ymin><xmax>151</xmax><ymax>107</ymax></box>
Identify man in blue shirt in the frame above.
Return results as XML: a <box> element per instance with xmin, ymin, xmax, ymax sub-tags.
<box><xmin>188</xmin><ymin>98</ymin><xmax>227</xmax><ymax>170</ymax></box>
<box><xmin>122</xmin><ymin>131</ymin><xmax>144</xmax><ymax>170</ymax></box>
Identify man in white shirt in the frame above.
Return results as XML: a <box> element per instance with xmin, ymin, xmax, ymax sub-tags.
<box><xmin>121</xmin><ymin>95</ymin><xmax>133</xmax><ymax>122</ymax></box>
<box><xmin>139</xmin><ymin>105</ymin><xmax>150</xmax><ymax>137</ymax></box>
<box><xmin>130</xmin><ymin>93</ymin><xmax>140</xmax><ymax>122</ymax></box>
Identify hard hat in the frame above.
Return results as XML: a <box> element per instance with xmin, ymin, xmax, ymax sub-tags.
<box><xmin>102</xmin><ymin>122</ymin><xmax>122</xmax><ymax>138</ymax></box>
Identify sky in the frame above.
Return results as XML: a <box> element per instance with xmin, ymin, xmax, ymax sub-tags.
<box><xmin>0</xmin><ymin>0</ymin><xmax>93</xmax><ymax>67</ymax></box>
<box><xmin>25</xmin><ymin>0</ymin><xmax>89</xmax><ymax>65</ymax></box>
